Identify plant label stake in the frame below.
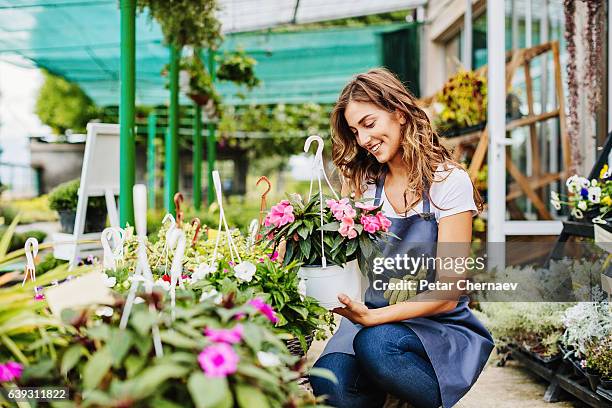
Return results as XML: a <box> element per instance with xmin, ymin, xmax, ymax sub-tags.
<box><xmin>304</xmin><ymin>135</ymin><xmax>339</xmax><ymax>269</ymax></box>
<box><xmin>120</xmin><ymin>185</ymin><xmax>163</xmax><ymax>357</ymax></box>
<box><xmin>247</xmin><ymin>219</ymin><xmax>259</xmax><ymax>252</ymax></box>
<box><xmin>168</xmin><ymin>228</ymin><xmax>186</xmax><ymax>320</ymax></box>
<box><xmin>101</xmin><ymin>227</ymin><xmax>125</xmax><ymax>271</ymax></box>
<box><xmin>23</xmin><ymin>237</ymin><xmax>42</xmax><ymax>299</ymax></box>
<box><xmin>154</xmin><ymin>213</ymin><xmax>177</xmax><ymax>273</ymax></box>
<box><xmin>210</xmin><ymin>171</ymin><xmax>255</xmax><ymax>278</ymax></box>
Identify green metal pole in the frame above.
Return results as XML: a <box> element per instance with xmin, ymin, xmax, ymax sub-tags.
<box><xmin>193</xmin><ymin>105</ymin><xmax>202</xmax><ymax>210</ymax></box>
<box><xmin>119</xmin><ymin>0</ymin><xmax>135</xmax><ymax>226</ymax></box>
<box><xmin>165</xmin><ymin>44</ymin><xmax>181</xmax><ymax>214</ymax></box>
<box><xmin>147</xmin><ymin>111</ymin><xmax>157</xmax><ymax>209</ymax></box>
<box><xmin>206</xmin><ymin>49</ymin><xmax>217</xmax><ymax>206</ymax></box>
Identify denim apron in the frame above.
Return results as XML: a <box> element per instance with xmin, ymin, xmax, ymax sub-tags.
<box><xmin>320</xmin><ymin>173</ymin><xmax>494</xmax><ymax>408</ymax></box>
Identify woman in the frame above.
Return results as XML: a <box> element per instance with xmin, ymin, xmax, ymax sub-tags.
<box><xmin>309</xmin><ymin>68</ymin><xmax>494</xmax><ymax>408</ymax></box>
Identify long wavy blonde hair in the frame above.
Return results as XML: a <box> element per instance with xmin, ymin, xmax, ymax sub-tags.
<box><xmin>331</xmin><ymin>68</ymin><xmax>483</xmax><ymax>214</ymax></box>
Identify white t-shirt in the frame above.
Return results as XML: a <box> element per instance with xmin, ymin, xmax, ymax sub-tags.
<box><xmin>362</xmin><ymin>164</ymin><xmax>478</xmax><ymax>222</ymax></box>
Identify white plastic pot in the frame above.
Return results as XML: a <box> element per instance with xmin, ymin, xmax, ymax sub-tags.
<box><xmin>298</xmin><ymin>261</ymin><xmax>362</xmax><ymax>309</ymax></box>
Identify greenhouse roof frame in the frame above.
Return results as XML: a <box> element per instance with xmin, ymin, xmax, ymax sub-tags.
<box><xmin>0</xmin><ymin>0</ymin><xmax>425</xmax><ymax>106</ymax></box>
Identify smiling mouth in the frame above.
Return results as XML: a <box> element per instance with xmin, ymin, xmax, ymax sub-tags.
<box><xmin>370</xmin><ymin>142</ymin><xmax>382</xmax><ymax>153</ymax></box>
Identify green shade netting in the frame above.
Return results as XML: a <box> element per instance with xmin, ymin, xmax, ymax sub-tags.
<box><xmin>0</xmin><ymin>0</ymin><xmax>415</xmax><ymax>106</ymax></box>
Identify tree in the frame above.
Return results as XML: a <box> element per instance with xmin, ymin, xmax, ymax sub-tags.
<box><xmin>35</xmin><ymin>71</ymin><xmax>98</xmax><ymax>135</ymax></box>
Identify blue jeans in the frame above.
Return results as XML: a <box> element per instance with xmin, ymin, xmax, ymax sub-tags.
<box><xmin>310</xmin><ymin>324</ymin><xmax>442</xmax><ymax>408</ymax></box>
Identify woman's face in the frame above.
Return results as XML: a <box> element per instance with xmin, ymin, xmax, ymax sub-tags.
<box><xmin>344</xmin><ymin>100</ymin><xmax>404</xmax><ymax>164</ymax></box>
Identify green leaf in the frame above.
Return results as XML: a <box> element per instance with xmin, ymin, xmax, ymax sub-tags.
<box><xmin>107</xmin><ymin>329</ymin><xmax>133</xmax><ymax>367</ymax></box>
<box><xmin>61</xmin><ymin>345</ymin><xmax>85</xmax><ymax>376</ymax></box>
<box><xmin>308</xmin><ymin>367</ymin><xmax>338</xmax><ymax>384</ymax></box>
<box><xmin>160</xmin><ymin>329</ymin><xmax>201</xmax><ymax>349</ymax></box>
<box><xmin>188</xmin><ymin>372</ymin><xmax>233</xmax><ymax>408</ymax></box>
<box><xmin>125</xmin><ymin>364</ymin><xmax>189</xmax><ymax>400</ymax></box>
<box><xmin>235</xmin><ymin>383</ymin><xmax>270</xmax><ymax>408</ymax></box>
<box><xmin>130</xmin><ymin>310</ymin><xmax>156</xmax><ymax>337</ymax></box>
<box><xmin>125</xmin><ymin>354</ymin><xmax>147</xmax><ymax>378</ymax></box>
<box><xmin>320</xmin><ymin>222</ymin><xmax>340</xmax><ymax>232</ymax></box>
<box><xmin>83</xmin><ymin>348</ymin><xmax>113</xmax><ymax>391</ymax></box>
<box><xmin>288</xmin><ymin>304</ymin><xmax>308</xmax><ymax>320</ymax></box>
<box><xmin>346</xmin><ymin>238</ymin><xmax>359</xmax><ymax>257</ymax></box>
<box><xmin>0</xmin><ymin>214</ymin><xmax>20</xmax><ymax>258</ymax></box>
<box><xmin>299</xmin><ymin>239</ymin><xmax>311</xmax><ymax>260</ymax></box>
<box><xmin>237</xmin><ymin>363</ymin><xmax>279</xmax><ymax>387</ymax></box>
<box><xmin>297</xmin><ymin>225</ymin><xmax>310</xmax><ymax>240</ymax></box>
<box><xmin>330</xmin><ymin>235</ymin><xmax>344</xmax><ymax>253</ymax></box>
<box><xmin>359</xmin><ymin>234</ymin><xmax>374</xmax><ymax>258</ymax></box>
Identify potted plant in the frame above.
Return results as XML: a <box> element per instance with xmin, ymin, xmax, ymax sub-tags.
<box><xmin>433</xmin><ymin>70</ymin><xmax>487</xmax><ymax>137</ymax></box>
<box><xmin>552</xmin><ymin>166</ymin><xmax>612</xmax><ymax>224</ymax></box>
<box><xmin>586</xmin><ymin>334</ymin><xmax>612</xmax><ymax>391</ymax></box>
<box><xmin>136</xmin><ymin>0</ymin><xmax>222</xmax><ymax>49</ymax></box>
<box><xmin>262</xmin><ymin>193</ymin><xmax>394</xmax><ymax>309</ymax></box>
<box><xmin>48</xmin><ymin>179</ymin><xmax>107</xmax><ymax>234</ymax></box>
<box><xmin>216</xmin><ymin>49</ymin><xmax>260</xmax><ymax>89</ymax></box>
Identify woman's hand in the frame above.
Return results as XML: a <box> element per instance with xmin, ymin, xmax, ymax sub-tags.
<box><xmin>332</xmin><ymin>293</ymin><xmax>379</xmax><ymax>327</ymax></box>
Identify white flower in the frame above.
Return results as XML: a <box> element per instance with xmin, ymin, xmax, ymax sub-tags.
<box><xmin>154</xmin><ymin>279</ymin><xmax>171</xmax><ymax>291</ymax></box>
<box><xmin>551</xmin><ymin>199</ymin><xmax>561</xmax><ymax>210</ymax></box>
<box><xmin>101</xmin><ymin>273</ymin><xmax>116</xmax><ymax>288</ymax></box>
<box><xmin>591</xmin><ymin>179</ymin><xmax>599</xmax><ymax>187</ymax></box>
<box><xmin>257</xmin><ymin>351</ymin><xmax>281</xmax><ymax>367</ymax></box>
<box><xmin>234</xmin><ymin>261</ymin><xmax>256</xmax><ymax>283</ymax></box>
<box><xmin>578</xmin><ymin>200</ymin><xmax>588</xmax><ymax>211</ymax></box>
<box><xmin>298</xmin><ymin>278</ymin><xmax>307</xmax><ymax>300</ymax></box>
<box><xmin>95</xmin><ymin>306</ymin><xmax>114</xmax><ymax>317</ymax></box>
<box><xmin>566</xmin><ymin>175</ymin><xmax>581</xmax><ymax>193</ymax></box>
<box><xmin>579</xmin><ymin>177</ymin><xmax>590</xmax><ymax>189</ymax></box>
<box><xmin>200</xmin><ymin>289</ymin><xmax>222</xmax><ymax>304</ymax></box>
<box><xmin>191</xmin><ymin>263</ymin><xmax>215</xmax><ymax>282</ymax></box>
<box><xmin>571</xmin><ymin>208</ymin><xmax>584</xmax><ymax>219</ymax></box>
<box><xmin>588</xmin><ymin>186</ymin><xmax>602</xmax><ymax>204</ymax></box>
<box><xmin>551</xmin><ymin>191</ymin><xmax>560</xmax><ymax>201</ymax></box>
<box><xmin>134</xmin><ymin>296</ymin><xmax>145</xmax><ymax>304</ymax></box>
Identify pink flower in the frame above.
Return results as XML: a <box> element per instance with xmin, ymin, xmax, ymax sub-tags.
<box><xmin>356</xmin><ymin>202</ymin><xmax>379</xmax><ymax>212</ymax></box>
<box><xmin>198</xmin><ymin>343</ymin><xmax>239</xmax><ymax>378</ymax></box>
<box><xmin>376</xmin><ymin>212</ymin><xmax>392</xmax><ymax>232</ymax></box>
<box><xmin>248</xmin><ymin>298</ymin><xmax>278</xmax><ymax>323</ymax></box>
<box><xmin>326</xmin><ymin>198</ymin><xmax>355</xmax><ymax>221</ymax></box>
<box><xmin>338</xmin><ymin>216</ymin><xmax>358</xmax><ymax>239</ymax></box>
<box><xmin>0</xmin><ymin>361</ymin><xmax>23</xmax><ymax>382</ymax></box>
<box><xmin>268</xmin><ymin>251</ymin><xmax>279</xmax><ymax>262</ymax></box>
<box><xmin>204</xmin><ymin>324</ymin><xmax>244</xmax><ymax>344</ymax></box>
<box><xmin>233</xmin><ymin>312</ymin><xmax>246</xmax><ymax>320</ymax></box>
<box><xmin>360</xmin><ymin>214</ymin><xmax>382</xmax><ymax>234</ymax></box>
<box><xmin>264</xmin><ymin>200</ymin><xmax>295</xmax><ymax>228</ymax></box>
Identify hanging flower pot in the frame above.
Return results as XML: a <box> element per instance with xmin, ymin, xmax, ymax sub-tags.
<box><xmin>187</xmin><ymin>92</ymin><xmax>211</xmax><ymax>106</ymax></box>
<box><xmin>298</xmin><ymin>262</ymin><xmax>362</xmax><ymax>309</ymax></box>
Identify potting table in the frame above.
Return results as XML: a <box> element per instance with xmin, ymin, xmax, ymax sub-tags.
<box><xmin>509</xmin><ymin>346</ymin><xmax>612</xmax><ymax>407</ymax></box>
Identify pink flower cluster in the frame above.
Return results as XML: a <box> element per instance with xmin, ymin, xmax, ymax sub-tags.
<box><xmin>360</xmin><ymin>212</ymin><xmax>392</xmax><ymax>233</ymax></box>
<box><xmin>248</xmin><ymin>298</ymin><xmax>278</xmax><ymax>323</ymax></box>
<box><xmin>199</xmin><ymin>324</ymin><xmax>244</xmax><ymax>377</ymax></box>
<box><xmin>198</xmin><ymin>343</ymin><xmax>239</xmax><ymax>378</ymax></box>
<box><xmin>326</xmin><ymin>198</ymin><xmax>356</xmax><ymax>220</ymax></box>
<box><xmin>264</xmin><ymin>200</ymin><xmax>295</xmax><ymax>228</ymax></box>
<box><xmin>204</xmin><ymin>324</ymin><xmax>244</xmax><ymax>344</ymax></box>
<box><xmin>0</xmin><ymin>361</ymin><xmax>23</xmax><ymax>383</ymax></box>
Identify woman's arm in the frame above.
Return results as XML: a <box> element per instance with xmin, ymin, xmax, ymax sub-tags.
<box><xmin>333</xmin><ymin>210</ymin><xmax>473</xmax><ymax>327</ymax></box>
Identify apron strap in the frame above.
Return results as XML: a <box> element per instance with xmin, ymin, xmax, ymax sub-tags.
<box><xmin>374</xmin><ymin>170</ymin><xmax>435</xmax><ymax>219</ymax></box>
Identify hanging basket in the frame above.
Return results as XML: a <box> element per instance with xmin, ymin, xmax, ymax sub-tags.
<box><xmin>298</xmin><ymin>264</ymin><xmax>361</xmax><ymax>310</ymax></box>
<box><xmin>284</xmin><ymin>331</ymin><xmax>315</xmax><ymax>358</ymax></box>
<box><xmin>188</xmin><ymin>93</ymin><xmax>211</xmax><ymax>106</ymax></box>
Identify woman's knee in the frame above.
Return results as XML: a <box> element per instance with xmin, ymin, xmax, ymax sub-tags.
<box><xmin>309</xmin><ymin>353</ymin><xmax>355</xmax><ymax>402</ymax></box>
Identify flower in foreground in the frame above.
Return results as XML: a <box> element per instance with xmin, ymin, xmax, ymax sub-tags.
<box><xmin>0</xmin><ymin>361</ymin><xmax>23</xmax><ymax>382</ymax></box>
<box><xmin>248</xmin><ymin>298</ymin><xmax>278</xmax><ymax>323</ymax></box>
<box><xmin>198</xmin><ymin>343</ymin><xmax>239</xmax><ymax>377</ymax></box>
<box><xmin>360</xmin><ymin>214</ymin><xmax>382</xmax><ymax>234</ymax></box>
<box><xmin>376</xmin><ymin>212</ymin><xmax>392</xmax><ymax>232</ymax></box>
<box><xmin>355</xmin><ymin>202</ymin><xmax>379</xmax><ymax>212</ymax></box>
<box><xmin>204</xmin><ymin>324</ymin><xmax>244</xmax><ymax>344</ymax></box>
<box><xmin>257</xmin><ymin>351</ymin><xmax>281</xmax><ymax>367</ymax></box>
